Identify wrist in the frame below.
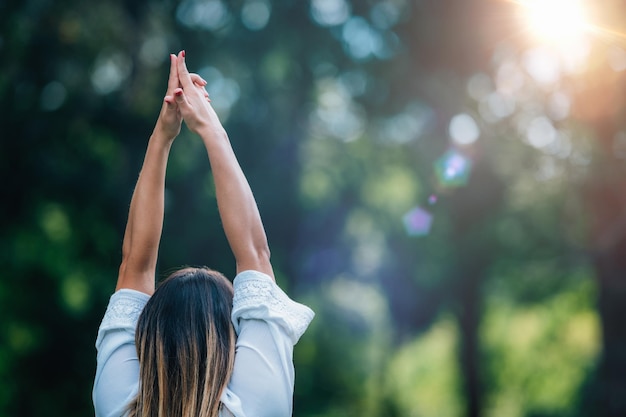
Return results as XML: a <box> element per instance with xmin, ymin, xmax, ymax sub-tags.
<box><xmin>197</xmin><ymin>125</ymin><xmax>229</xmax><ymax>145</ymax></box>
<box><xmin>153</xmin><ymin>120</ymin><xmax>180</xmax><ymax>143</ymax></box>
<box><xmin>149</xmin><ymin>130</ymin><xmax>175</xmax><ymax>151</ymax></box>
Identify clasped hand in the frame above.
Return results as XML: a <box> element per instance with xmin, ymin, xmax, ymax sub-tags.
<box><xmin>156</xmin><ymin>50</ymin><xmax>224</xmax><ymax>141</ymax></box>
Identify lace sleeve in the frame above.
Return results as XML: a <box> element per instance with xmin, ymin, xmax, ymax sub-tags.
<box><xmin>231</xmin><ymin>270</ymin><xmax>315</xmax><ymax>344</ymax></box>
<box><xmin>95</xmin><ymin>289</ymin><xmax>151</xmax><ymax>348</ymax></box>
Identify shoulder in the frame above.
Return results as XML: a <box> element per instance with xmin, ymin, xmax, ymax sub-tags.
<box><xmin>231</xmin><ymin>270</ymin><xmax>315</xmax><ymax>344</ymax></box>
<box><xmin>96</xmin><ymin>289</ymin><xmax>151</xmax><ymax>348</ymax></box>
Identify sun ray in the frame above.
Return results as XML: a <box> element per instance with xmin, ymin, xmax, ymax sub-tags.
<box><xmin>504</xmin><ymin>0</ymin><xmax>626</xmax><ymax>47</ymax></box>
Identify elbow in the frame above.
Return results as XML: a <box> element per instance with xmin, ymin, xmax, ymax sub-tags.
<box><xmin>256</xmin><ymin>243</ymin><xmax>271</xmax><ymax>265</ymax></box>
<box><xmin>236</xmin><ymin>243</ymin><xmax>274</xmax><ymax>278</ymax></box>
<box><xmin>118</xmin><ymin>257</ymin><xmax>128</xmax><ymax>280</ymax></box>
<box><xmin>115</xmin><ymin>253</ymin><xmax>156</xmax><ymax>294</ymax></box>
<box><xmin>247</xmin><ymin>232</ymin><xmax>272</xmax><ymax>266</ymax></box>
<box><xmin>253</xmin><ymin>242</ymin><xmax>272</xmax><ymax>272</ymax></box>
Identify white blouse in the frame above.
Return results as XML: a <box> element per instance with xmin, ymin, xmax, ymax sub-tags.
<box><xmin>93</xmin><ymin>270</ymin><xmax>315</xmax><ymax>417</ymax></box>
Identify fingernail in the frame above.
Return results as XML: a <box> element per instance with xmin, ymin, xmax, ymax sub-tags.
<box><xmin>175</xmin><ymin>90</ymin><xmax>183</xmax><ymax>96</ymax></box>
<box><xmin>181</xmin><ymin>50</ymin><xmax>186</xmax><ymax>58</ymax></box>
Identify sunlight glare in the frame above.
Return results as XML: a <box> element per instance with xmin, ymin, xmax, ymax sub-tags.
<box><xmin>520</xmin><ymin>0</ymin><xmax>589</xmax><ymax>44</ymax></box>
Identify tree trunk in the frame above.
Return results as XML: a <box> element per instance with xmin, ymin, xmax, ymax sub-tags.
<box><xmin>586</xmin><ymin>179</ymin><xmax>626</xmax><ymax>416</ymax></box>
<box><xmin>449</xmin><ymin>158</ymin><xmax>504</xmax><ymax>417</ymax></box>
<box><xmin>457</xmin><ymin>269</ymin><xmax>483</xmax><ymax>417</ymax></box>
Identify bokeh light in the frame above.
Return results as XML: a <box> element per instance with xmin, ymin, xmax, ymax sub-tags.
<box><xmin>310</xmin><ymin>0</ymin><xmax>350</xmax><ymax>27</ymax></box>
<box><xmin>386</xmin><ymin>316</ymin><xmax>463</xmax><ymax>416</ymax></box>
<box><xmin>90</xmin><ymin>51</ymin><xmax>131</xmax><ymax>95</ymax></box>
<box><xmin>523</xmin><ymin>47</ymin><xmax>561</xmax><ymax>85</ymax></box>
<box><xmin>467</xmin><ymin>73</ymin><xmax>493</xmax><ymax>102</ymax></box>
<box><xmin>369</xmin><ymin>1</ymin><xmax>401</xmax><ymax>30</ymax></box>
<box><xmin>241</xmin><ymin>0</ymin><xmax>271</xmax><ymax>31</ymax></box>
<box><xmin>495</xmin><ymin>61</ymin><xmax>525</xmax><ymax>95</ymax></box>
<box><xmin>176</xmin><ymin>0</ymin><xmax>231</xmax><ymax>31</ymax></box>
<box><xmin>525</xmin><ymin>116</ymin><xmax>557</xmax><ymax>149</ymax></box>
<box><xmin>40</xmin><ymin>81</ymin><xmax>67</xmax><ymax>112</ymax></box>
<box><xmin>375</xmin><ymin>101</ymin><xmax>434</xmax><ymax>144</ymax></box>
<box><xmin>309</xmin><ymin>77</ymin><xmax>365</xmax><ymax>141</ymax></box>
<box><xmin>449</xmin><ymin>113</ymin><xmax>480</xmax><ymax>145</ymax></box>
<box><xmin>341</xmin><ymin>17</ymin><xmax>390</xmax><ymax>61</ymax></box>
<box><xmin>198</xmin><ymin>66</ymin><xmax>241</xmax><ymax>120</ymax></box>
<box><xmin>482</xmin><ymin>91</ymin><xmax>516</xmax><ymax>122</ymax></box>
<box><xmin>139</xmin><ymin>36</ymin><xmax>168</xmax><ymax>67</ymax></box>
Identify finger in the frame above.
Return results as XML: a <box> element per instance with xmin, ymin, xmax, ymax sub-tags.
<box><xmin>173</xmin><ymin>87</ymin><xmax>192</xmax><ymax>111</ymax></box>
<box><xmin>177</xmin><ymin>50</ymin><xmax>194</xmax><ymax>91</ymax></box>
<box><xmin>164</xmin><ymin>95</ymin><xmax>177</xmax><ymax>108</ymax></box>
<box><xmin>190</xmin><ymin>78</ymin><xmax>210</xmax><ymax>99</ymax></box>
<box><xmin>190</xmin><ymin>73</ymin><xmax>208</xmax><ymax>86</ymax></box>
<box><xmin>167</xmin><ymin>54</ymin><xmax>179</xmax><ymax>93</ymax></box>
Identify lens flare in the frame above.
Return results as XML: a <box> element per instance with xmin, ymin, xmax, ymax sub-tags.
<box><xmin>434</xmin><ymin>149</ymin><xmax>472</xmax><ymax>188</ymax></box>
<box><xmin>403</xmin><ymin>206</ymin><xmax>433</xmax><ymax>237</ymax></box>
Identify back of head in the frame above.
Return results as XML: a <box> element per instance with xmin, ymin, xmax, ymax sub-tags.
<box><xmin>129</xmin><ymin>267</ymin><xmax>235</xmax><ymax>417</ymax></box>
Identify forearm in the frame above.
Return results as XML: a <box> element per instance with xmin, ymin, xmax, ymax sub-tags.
<box><xmin>200</xmin><ymin>129</ymin><xmax>274</xmax><ymax>279</ymax></box>
<box><xmin>171</xmin><ymin>52</ymin><xmax>273</xmax><ymax>278</ymax></box>
<box><xmin>117</xmin><ymin>132</ymin><xmax>173</xmax><ymax>294</ymax></box>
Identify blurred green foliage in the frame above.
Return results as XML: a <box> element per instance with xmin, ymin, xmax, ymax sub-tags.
<box><xmin>3</xmin><ymin>0</ymin><xmax>626</xmax><ymax>416</ymax></box>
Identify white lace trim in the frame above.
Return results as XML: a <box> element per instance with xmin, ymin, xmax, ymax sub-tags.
<box><xmin>96</xmin><ymin>290</ymin><xmax>150</xmax><ymax>346</ymax></box>
<box><xmin>232</xmin><ymin>270</ymin><xmax>315</xmax><ymax>344</ymax></box>
<box><xmin>97</xmin><ymin>273</ymin><xmax>314</xmax><ymax>346</ymax></box>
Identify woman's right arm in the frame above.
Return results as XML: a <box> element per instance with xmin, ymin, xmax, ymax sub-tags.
<box><xmin>173</xmin><ymin>51</ymin><xmax>274</xmax><ymax>280</ymax></box>
<box><xmin>173</xmin><ymin>52</ymin><xmax>314</xmax><ymax>417</ymax></box>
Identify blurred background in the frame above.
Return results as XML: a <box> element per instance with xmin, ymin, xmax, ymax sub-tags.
<box><xmin>2</xmin><ymin>0</ymin><xmax>626</xmax><ymax>416</ymax></box>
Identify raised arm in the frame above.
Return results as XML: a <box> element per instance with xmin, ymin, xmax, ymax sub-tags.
<box><xmin>116</xmin><ymin>55</ymin><xmax>208</xmax><ymax>294</ymax></box>
<box><xmin>173</xmin><ymin>51</ymin><xmax>274</xmax><ymax>280</ymax></box>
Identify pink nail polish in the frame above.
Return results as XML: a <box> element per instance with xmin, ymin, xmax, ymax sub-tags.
<box><xmin>181</xmin><ymin>50</ymin><xmax>186</xmax><ymax>58</ymax></box>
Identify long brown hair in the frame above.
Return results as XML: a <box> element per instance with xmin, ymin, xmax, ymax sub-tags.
<box><xmin>129</xmin><ymin>267</ymin><xmax>236</xmax><ymax>417</ymax></box>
